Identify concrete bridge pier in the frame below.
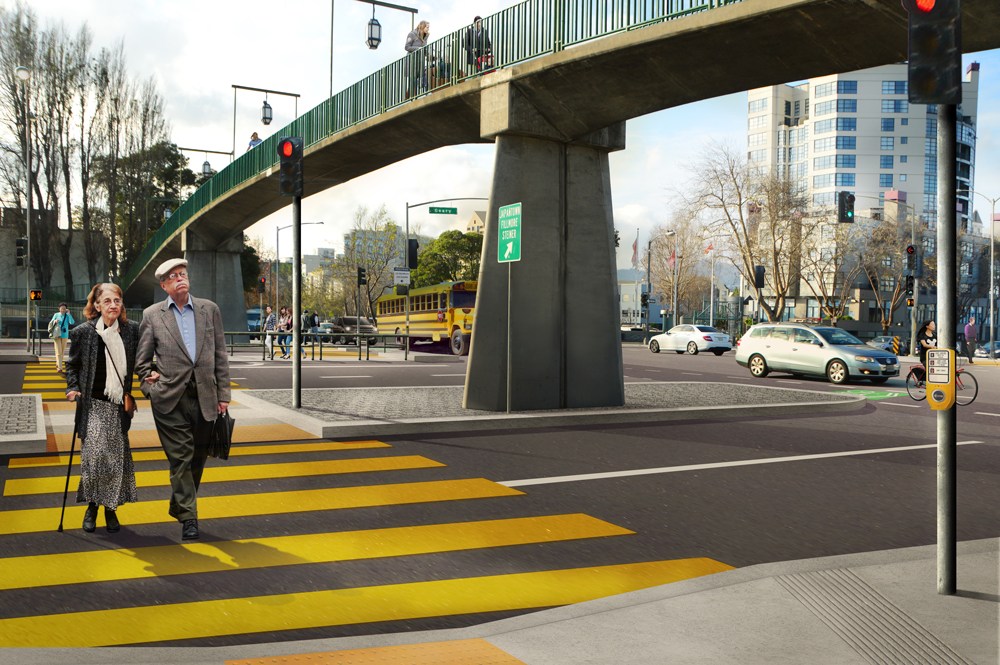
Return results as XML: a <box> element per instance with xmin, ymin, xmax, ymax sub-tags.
<box><xmin>158</xmin><ymin>230</ymin><xmax>248</xmax><ymax>340</ymax></box>
<box><xmin>464</xmin><ymin>84</ymin><xmax>625</xmax><ymax>412</ymax></box>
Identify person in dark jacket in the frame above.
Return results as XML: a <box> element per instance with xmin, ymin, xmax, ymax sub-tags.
<box><xmin>465</xmin><ymin>16</ymin><xmax>492</xmax><ymax>74</ymax></box>
<box><xmin>64</xmin><ymin>283</ymin><xmax>140</xmax><ymax>534</ymax></box>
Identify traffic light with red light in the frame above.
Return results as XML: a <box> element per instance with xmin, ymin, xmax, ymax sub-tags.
<box><xmin>259</xmin><ymin>276</ymin><xmax>266</xmax><ymax>294</ymax></box>
<box><xmin>276</xmin><ymin>137</ymin><xmax>304</xmax><ymax>197</ymax></box>
<box><xmin>906</xmin><ymin>244</ymin><xmax>917</xmax><ymax>270</ymax></box>
<box><xmin>902</xmin><ymin>0</ymin><xmax>962</xmax><ymax>105</ymax></box>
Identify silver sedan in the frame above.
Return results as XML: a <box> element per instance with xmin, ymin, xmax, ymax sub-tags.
<box><xmin>648</xmin><ymin>325</ymin><xmax>732</xmax><ymax>356</ymax></box>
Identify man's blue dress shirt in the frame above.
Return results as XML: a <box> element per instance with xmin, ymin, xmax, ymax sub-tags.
<box><xmin>168</xmin><ymin>296</ymin><xmax>197</xmax><ymax>362</ymax></box>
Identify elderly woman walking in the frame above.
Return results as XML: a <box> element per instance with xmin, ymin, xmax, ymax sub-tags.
<box><xmin>64</xmin><ymin>283</ymin><xmax>140</xmax><ymax>533</ymax></box>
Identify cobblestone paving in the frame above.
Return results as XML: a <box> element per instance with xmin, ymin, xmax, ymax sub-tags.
<box><xmin>0</xmin><ymin>395</ymin><xmax>38</xmax><ymax>434</ymax></box>
<box><xmin>250</xmin><ymin>383</ymin><xmax>852</xmax><ymax>421</ymax></box>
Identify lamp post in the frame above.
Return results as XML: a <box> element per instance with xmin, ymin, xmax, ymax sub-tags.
<box><xmin>177</xmin><ymin>147</ymin><xmax>233</xmax><ymax>177</ymax></box>
<box><xmin>16</xmin><ymin>65</ymin><xmax>31</xmax><ymax>351</ymax></box>
<box><xmin>659</xmin><ymin>230</ymin><xmax>677</xmax><ymax>328</ymax></box>
<box><xmin>231</xmin><ymin>85</ymin><xmax>300</xmax><ymax>158</ymax></box>
<box><xmin>276</xmin><ymin>221</ymin><xmax>324</xmax><ymax>316</ymax></box>
<box><xmin>958</xmin><ymin>188</ymin><xmax>999</xmax><ymax>359</ymax></box>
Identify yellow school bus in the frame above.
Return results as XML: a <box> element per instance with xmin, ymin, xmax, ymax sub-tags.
<box><xmin>376</xmin><ymin>281</ymin><xmax>476</xmax><ymax>355</ymax></box>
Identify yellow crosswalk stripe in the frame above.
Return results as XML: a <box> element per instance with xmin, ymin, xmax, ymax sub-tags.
<box><xmin>0</xmin><ymin>514</ymin><xmax>632</xmax><ymax>591</ymax></box>
<box><xmin>4</xmin><ymin>455</ymin><xmax>446</xmax><ymax>496</ymax></box>
<box><xmin>19</xmin><ymin>383</ymin><xmax>66</xmax><ymax>389</ymax></box>
<box><xmin>224</xmin><ymin>639</ymin><xmax>527</xmax><ymax>665</ymax></box>
<box><xmin>0</xmin><ymin>478</ymin><xmax>523</xmax><ymax>535</ymax></box>
<box><xmin>0</xmin><ymin>558</ymin><xmax>733</xmax><ymax>647</ymax></box>
<box><xmin>45</xmin><ymin>423</ymin><xmax>318</xmax><ymax>452</ymax></box>
<box><xmin>9</xmin><ymin>440</ymin><xmax>391</xmax><ymax>468</ymax></box>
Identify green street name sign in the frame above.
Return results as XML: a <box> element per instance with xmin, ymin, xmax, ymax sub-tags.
<box><xmin>429</xmin><ymin>206</ymin><xmax>457</xmax><ymax>214</ymax></box>
<box><xmin>498</xmin><ymin>202</ymin><xmax>522</xmax><ymax>263</ymax></box>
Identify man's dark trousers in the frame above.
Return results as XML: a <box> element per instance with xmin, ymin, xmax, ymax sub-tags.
<box><xmin>966</xmin><ymin>338</ymin><xmax>977</xmax><ymax>361</ymax></box>
<box><xmin>152</xmin><ymin>381</ymin><xmax>214</xmax><ymax>521</ymax></box>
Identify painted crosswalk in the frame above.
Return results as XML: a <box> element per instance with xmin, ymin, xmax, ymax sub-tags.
<box><xmin>0</xmin><ymin>428</ymin><xmax>735</xmax><ymax>647</ymax></box>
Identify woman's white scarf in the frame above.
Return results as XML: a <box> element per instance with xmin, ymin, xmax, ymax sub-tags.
<box><xmin>95</xmin><ymin>318</ymin><xmax>127</xmax><ymax>405</ymax></box>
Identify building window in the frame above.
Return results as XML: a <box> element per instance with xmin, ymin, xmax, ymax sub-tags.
<box><xmin>814</xmin><ymin>137</ymin><xmax>835</xmax><ymax>152</ymax></box>
<box><xmin>814</xmin><ymin>119</ymin><xmax>834</xmax><ymax>134</ymax></box>
<box><xmin>900</xmin><ymin>155</ymin><xmax>907</xmax><ymax>163</ymax></box>
<box><xmin>815</xmin><ymin>82</ymin><xmax>834</xmax><ymax>98</ymax></box>
<box><xmin>880</xmin><ymin>277</ymin><xmax>896</xmax><ymax>292</ymax></box>
<box><xmin>880</xmin><ymin>155</ymin><xmax>894</xmax><ymax>169</ymax></box>
<box><xmin>882</xmin><ymin>81</ymin><xmax>908</xmax><ymax>94</ymax></box>
<box><xmin>838</xmin><ymin>81</ymin><xmax>858</xmax><ymax>94</ymax></box>
<box><xmin>836</xmin><ymin>154</ymin><xmax>856</xmax><ymax>168</ymax></box>
<box><xmin>789</xmin><ymin>145</ymin><xmax>808</xmax><ymax>162</ymax></box>
<box><xmin>881</xmin><ymin>118</ymin><xmax>895</xmax><ymax>131</ymax></box>
<box><xmin>882</xmin><ymin>100</ymin><xmax>908</xmax><ymax>113</ymax></box>
<box><xmin>901</xmin><ymin>118</ymin><xmax>909</xmax><ymax>125</ymax></box>
<box><xmin>814</xmin><ymin>155</ymin><xmax>834</xmax><ymax>170</ymax></box>
<box><xmin>837</xmin><ymin>99</ymin><xmax>857</xmax><ymax>112</ymax></box>
<box><xmin>748</xmin><ymin>132</ymin><xmax>766</xmax><ymax>147</ymax></box>
<box><xmin>805</xmin><ymin>100</ymin><xmax>809</xmax><ymax>117</ymax></box>
<box><xmin>749</xmin><ymin>115</ymin><xmax>767</xmax><ymax>130</ymax></box>
<box><xmin>881</xmin><ymin>137</ymin><xmax>895</xmax><ymax>150</ymax></box>
<box><xmin>836</xmin><ymin>118</ymin><xmax>857</xmax><ymax>131</ymax></box>
<box><xmin>879</xmin><ymin>174</ymin><xmax>893</xmax><ymax>188</ymax></box>
<box><xmin>813</xmin><ymin>192</ymin><xmax>836</xmax><ymax>207</ymax></box>
<box><xmin>785</xmin><ymin>100</ymin><xmax>791</xmax><ymax>116</ymax></box>
<box><xmin>815</xmin><ymin>101</ymin><xmax>834</xmax><ymax>116</ymax></box>
<box><xmin>813</xmin><ymin>174</ymin><xmax>834</xmax><ymax>188</ymax></box>
<box><xmin>835</xmin><ymin>173</ymin><xmax>855</xmax><ymax>187</ymax></box>
<box><xmin>748</xmin><ymin>98</ymin><xmax>768</xmax><ymax>114</ymax></box>
<box><xmin>836</xmin><ymin>136</ymin><xmax>857</xmax><ymax>150</ymax></box>
<box><xmin>748</xmin><ymin>149</ymin><xmax>765</xmax><ymax>163</ymax></box>
<box><xmin>794</xmin><ymin>101</ymin><xmax>800</xmax><ymax>117</ymax></box>
<box><xmin>901</xmin><ymin>137</ymin><xmax>908</xmax><ymax>144</ymax></box>
<box><xmin>900</xmin><ymin>174</ymin><xmax>907</xmax><ymax>181</ymax></box>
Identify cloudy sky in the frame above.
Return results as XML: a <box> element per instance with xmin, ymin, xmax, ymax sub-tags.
<box><xmin>22</xmin><ymin>0</ymin><xmax>1000</xmax><ymax>269</ymax></box>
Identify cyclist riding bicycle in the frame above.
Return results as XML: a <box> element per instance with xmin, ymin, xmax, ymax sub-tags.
<box><xmin>915</xmin><ymin>319</ymin><xmax>936</xmax><ymax>383</ymax></box>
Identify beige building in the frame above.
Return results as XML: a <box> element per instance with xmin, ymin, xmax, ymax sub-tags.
<box><xmin>467</xmin><ymin>211</ymin><xmax>487</xmax><ymax>234</ymax></box>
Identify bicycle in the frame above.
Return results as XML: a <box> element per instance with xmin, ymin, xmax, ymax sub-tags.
<box><xmin>905</xmin><ymin>363</ymin><xmax>978</xmax><ymax>406</ymax></box>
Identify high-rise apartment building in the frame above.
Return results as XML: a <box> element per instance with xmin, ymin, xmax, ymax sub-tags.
<box><xmin>747</xmin><ymin>62</ymin><xmax>979</xmax><ymax>232</ymax></box>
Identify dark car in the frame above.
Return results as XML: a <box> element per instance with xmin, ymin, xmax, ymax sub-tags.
<box><xmin>334</xmin><ymin>316</ymin><xmax>379</xmax><ymax>345</ymax></box>
<box><xmin>318</xmin><ymin>321</ymin><xmax>346</xmax><ymax>343</ymax></box>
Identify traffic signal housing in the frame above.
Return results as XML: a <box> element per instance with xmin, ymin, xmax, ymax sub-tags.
<box><xmin>754</xmin><ymin>265</ymin><xmax>766</xmax><ymax>289</ymax></box>
<box><xmin>905</xmin><ymin>275</ymin><xmax>915</xmax><ymax>295</ymax></box>
<box><xmin>906</xmin><ymin>245</ymin><xmax>917</xmax><ymax>270</ymax></box>
<box><xmin>258</xmin><ymin>276</ymin><xmax>266</xmax><ymax>294</ymax></box>
<box><xmin>276</xmin><ymin>137</ymin><xmax>304</xmax><ymax>197</ymax></box>
<box><xmin>907</xmin><ymin>298</ymin><xmax>915</xmax><ymax>307</ymax></box>
<box><xmin>29</xmin><ymin>290</ymin><xmax>41</xmax><ymax>301</ymax></box>
<box><xmin>407</xmin><ymin>239</ymin><xmax>419</xmax><ymax>269</ymax></box>
<box><xmin>902</xmin><ymin>0</ymin><xmax>962</xmax><ymax>105</ymax></box>
<box><xmin>357</xmin><ymin>267</ymin><xmax>367</xmax><ymax>286</ymax></box>
<box><xmin>641</xmin><ymin>293</ymin><xmax>649</xmax><ymax>307</ymax></box>
<box><xmin>837</xmin><ymin>191</ymin><xmax>855</xmax><ymax>223</ymax></box>
<box><xmin>15</xmin><ymin>237</ymin><xmax>26</xmax><ymax>267</ymax></box>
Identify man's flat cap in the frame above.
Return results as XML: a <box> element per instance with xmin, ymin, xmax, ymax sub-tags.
<box><xmin>155</xmin><ymin>258</ymin><xmax>188</xmax><ymax>280</ymax></box>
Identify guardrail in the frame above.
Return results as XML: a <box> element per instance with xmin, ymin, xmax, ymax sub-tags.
<box><xmin>258</xmin><ymin>331</ymin><xmax>408</xmax><ymax>361</ymax></box>
<box><xmin>121</xmin><ymin>0</ymin><xmax>743</xmax><ymax>291</ymax></box>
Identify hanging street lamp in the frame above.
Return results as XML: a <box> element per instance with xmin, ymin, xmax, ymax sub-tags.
<box><xmin>202</xmin><ymin>159</ymin><xmax>212</xmax><ymax>177</ymax></box>
<box><xmin>261</xmin><ymin>99</ymin><xmax>273</xmax><ymax>125</ymax></box>
<box><xmin>367</xmin><ymin>8</ymin><xmax>382</xmax><ymax>50</ymax></box>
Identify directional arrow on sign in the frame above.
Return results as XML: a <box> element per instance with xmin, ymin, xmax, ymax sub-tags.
<box><xmin>504</xmin><ymin>242</ymin><xmax>513</xmax><ymax>258</ymax></box>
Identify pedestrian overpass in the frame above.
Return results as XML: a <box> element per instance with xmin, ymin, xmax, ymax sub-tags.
<box><xmin>120</xmin><ymin>0</ymin><xmax>999</xmax><ymax>411</ymax></box>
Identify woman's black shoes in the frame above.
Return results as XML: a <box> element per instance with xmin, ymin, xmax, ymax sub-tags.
<box><xmin>82</xmin><ymin>503</ymin><xmax>98</xmax><ymax>532</ymax></box>
<box><xmin>105</xmin><ymin>507</ymin><xmax>120</xmax><ymax>533</ymax></box>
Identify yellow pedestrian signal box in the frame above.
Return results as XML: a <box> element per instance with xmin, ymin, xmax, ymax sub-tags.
<box><xmin>29</xmin><ymin>290</ymin><xmax>41</xmax><ymax>301</ymax></box>
<box><xmin>926</xmin><ymin>348</ymin><xmax>955</xmax><ymax>410</ymax></box>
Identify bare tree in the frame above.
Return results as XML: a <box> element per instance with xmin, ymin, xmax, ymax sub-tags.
<box><xmin>859</xmin><ymin>216</ymin><xmax>910</xmax><ymax>334</ymax></box>
<box><xmin>328</xmin><ymin>205</ymin><xmax>403</xmax><ymax>318</ymax></box>
<box><xmin>645</xmin><ymin>213</ymin><xmax>710</xmax><ymax>320</ymax></box>
<box><xmin>684</xmin><ymin>141</ymin><xmax>812</xmax><ymax>322</ymax></box>
<box><xmin>798</xmin><ymin>215</ymin><xmax>867</xmax><ymax>322</ymax></box>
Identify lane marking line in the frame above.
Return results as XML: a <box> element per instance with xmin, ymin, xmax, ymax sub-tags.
<box><xmin>500</xmin><ymin>442</ymin><xmax>985</xmax><ymax>487</ymax></box>
<box><xmin>319</xmin><ymin>375</ymin><xmax>373</xmax><ymax>379</ymax></box>
<box><xmin>5</xmin><ymin>455</ymin><xmax>445</xmax><ymax>497</ymax></box>
<box><xmin>432</xmin><ymin>374</ymin><xmax>467</xmax><ymax>377</ymax></box>
<box><xmin>0</xmin><ymin>478</ymin><xmax>523</xmax><ymax>536</ymax></box>
<box><xmin>0</xmin><ymin>514</ymin><xmax>633</xmax><ymax>591</ymax></box>
<box><xmin>880</xmin><ymin>402</ymin><xmax>920</xmax><ymax>408</ymax></box>
<box><xmin>0</xmin><ymin>559</ymin><xmax>732</xmax><ymax>647</ymax></box>
<box><xmin>682</xmin><ymin>372</ymin><xmax>703</xmax><ymax>375</ymax></box>
<box><xmin>975</xmin><ymin>412</ymin><xmax>1000</xmax><ymax>417</ymax></box>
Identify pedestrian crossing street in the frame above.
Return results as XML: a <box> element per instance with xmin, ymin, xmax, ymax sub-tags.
<box><xmin>0</xmin><ymin>421</ymin><xmax>735</xmax><ymax>647</ymax></box>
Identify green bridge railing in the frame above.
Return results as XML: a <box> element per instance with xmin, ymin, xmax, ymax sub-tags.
<box><xmin>122</xmin><ymin>0</ymin><xmax>743</xmax><ymax>290</ymax></box>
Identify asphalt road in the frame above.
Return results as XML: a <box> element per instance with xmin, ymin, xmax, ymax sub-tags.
<box><xmin>2</xmin><ymin>342</ymin><xmax>997</xmax><ymax>647</ymax></box>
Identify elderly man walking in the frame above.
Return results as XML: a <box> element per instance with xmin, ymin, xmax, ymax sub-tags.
<box><xmin>136</xmin><ymin>258</ymin><xmax>230</xmax><ymax>540</ymax></box>
<box><xmin>965</xmin><ymin>317</ymin><xmax>978</xmax><ymax>364</ymax></box>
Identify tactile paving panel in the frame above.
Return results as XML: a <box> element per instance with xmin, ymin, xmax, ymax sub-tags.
<box><xmin>225</xmin><ymin>638</ymin><xmax>525</xmax><ymax>664</ymax></box>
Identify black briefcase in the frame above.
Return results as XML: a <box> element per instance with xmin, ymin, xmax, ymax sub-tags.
<box><xmin>207</xmin><ymin>410</ymin><xmax>235</xmax><ymax>460</ymax></box>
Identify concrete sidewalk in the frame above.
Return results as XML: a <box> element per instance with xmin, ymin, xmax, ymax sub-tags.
<box><xmin>6</xmin><ymin>539</ymin><xmax>994</xmax><ymax>664</ymax></box>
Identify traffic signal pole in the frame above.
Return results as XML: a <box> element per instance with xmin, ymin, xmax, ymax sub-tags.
<box><xmin>936</xmin><ymin>103</ymin><xmax>957</xmax><ymax>596</ymax></box>
<box><xmin>292</xmin><ymin>194</ymin><xmax>302</xmax><ymax>409</ymax></box>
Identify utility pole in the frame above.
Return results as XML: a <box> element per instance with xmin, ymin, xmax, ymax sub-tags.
<box><xmin>646</xmin><ymin>240</ymin><xmax>652</xmax><ymax>334</ymax></box>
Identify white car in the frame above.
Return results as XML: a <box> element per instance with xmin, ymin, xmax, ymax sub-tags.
<box><xmin>648</xmin><ymin>325</ymin><xmax>732</xmax><ymax>356</ymax></box>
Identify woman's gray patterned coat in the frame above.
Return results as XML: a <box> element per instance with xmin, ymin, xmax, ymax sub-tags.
<box><xmin>65</xmin><ymin>318</ymin><xmax>140</xmax><ymax>438</ymax></box>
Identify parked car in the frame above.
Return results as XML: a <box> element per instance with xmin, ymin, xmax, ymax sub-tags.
<box><xmin>867</xmin><ymin>336</ymin><xmax>907</xmax><ymax>356</ymax></box>
<box><xmin>735</xmin><ymin>323</ymin><xmax>899</xmax><ymax>385</ymax></box>
<box><xmin>333</xmin><ymin>316</ymin><xmax>379</xmax><ymax>345</ymax></box>
<box><xmin>974</xmin><ymin>341</ymin><xmax>1000</xmax><ymax>358</ymax></box>
<box><xmin>648</xmin><ymin>325</ymin><xmax>731</xmax><ymax>356</ymax></box>
<box><xmin>246</xmin><ymin>310</ymin><xmax>261</xmax><ymax>341</ymax></box>
<box><xmin>318</xmin><ymin>321</ymin><xmax>348</xmax><ymax>343</ymax></box>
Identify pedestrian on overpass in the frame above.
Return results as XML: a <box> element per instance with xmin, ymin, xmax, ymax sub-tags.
<box><xmin>64</xmin><ymin>284</ymin><xmax>140</xmax><ymax>534</ymax></box>
<box><xmin>964</xmin><ymin>317</ymin><xmax>977</xmax><ymax>364</ymax></box>
<box><xmin>50</xmin><ymin>302</ymin><xmax>75</xmax><ymax>374</ymax></box>
<box><xmin>405</xmin><ymin>20</ymin><xmax>430</xmax><ymax>95</ymax></box>
<box><xmin>136</xmin><ymin>259</ymin><xmax>231</xmax><ymax>541</ymax></box>
<box><xmin>246</xmin><ymin>132</ymin><xmax>262</xmax><ymax>152</ymax></box>
<box><xmin>465</xmin><ymin>16</ymin><xmax>492</xmax><ymax>74</ymax></box>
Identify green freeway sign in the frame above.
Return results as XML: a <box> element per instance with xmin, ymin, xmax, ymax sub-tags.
<box><xmin>498</xmin><ymin>203</ymin><xmax>522</xmax><ymax>263</ymax></box>
<box><xmin>429</xmin><ymin>207</ymin><xmax>457</xmax><ymax>214</ymax></box>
